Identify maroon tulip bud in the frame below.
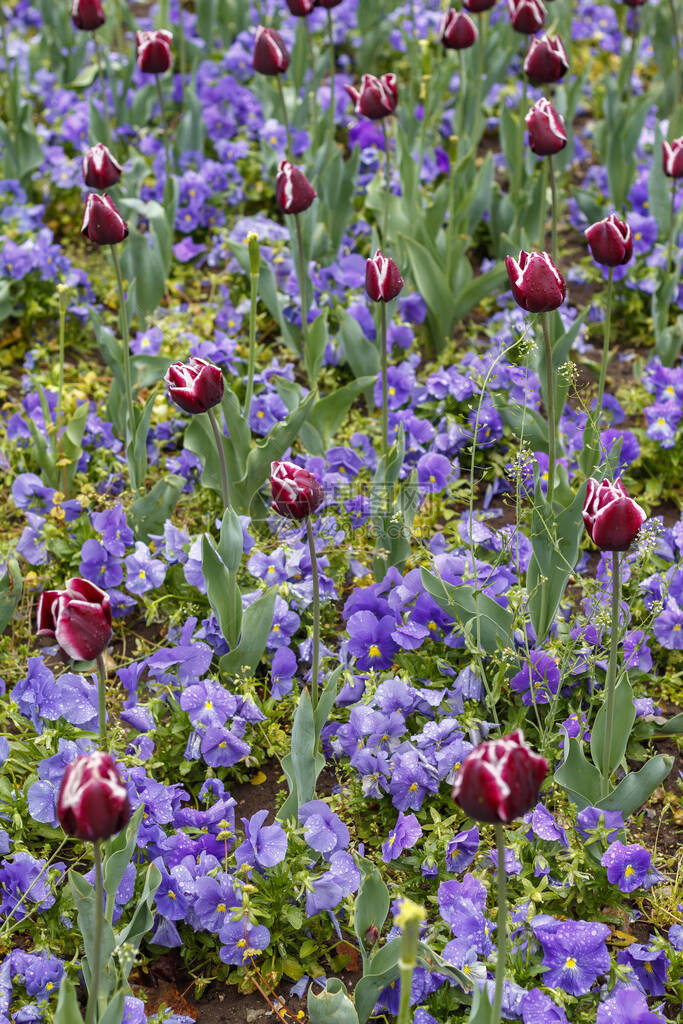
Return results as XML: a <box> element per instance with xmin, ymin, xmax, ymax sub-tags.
<box><xmin>82</xmin><ymin>143</ymin><xmax>122</xmax><ymax>190</ymax></box>
<box><xmin>270</xmin><ymin>460</ymin><xmax>324</xmax><ymax>520</ymax></box>
<box><xmin>440</xmin><ymin>9</ymin><xmax>478</xmax><ymax>49</ymax></box>
<box><xmin>523</xmin><ymin>34</ymin><xmax>568</xmax><ymax>84</ymax></box>
<box><xmin>365</xmin><ymin>925</ymin><xmax>379</xmax><ymax>945</ymax></box>
<box><xmin>71</xmin><ymin>0</ymin><xmax>105</xmax><ymax>31</ymax></box>
<box><xmin>525</xmin><ymin>97</ymin><xmax>567</xmax><ymax>156</ymax></box>
<box><xmin>253</xmin><ymin>26</ymin><xmax>290</xmax><ymax>76</ymax></box>
<box><xmin>365</xmin><ymin>250</ymin><xmax>404</xmax><ymax>303</ymax></box>
<box><xmin>165</xmin><ymin>357</ymin><xmax>224</xmax><ymax>414</ymax></box>
<box><xmin>275</xmin><ymin>161</ymin><xmax>317</xmax><ymax>215</ymax></box>
<box><xmin>463</xmin><ymin>0</ymin><xmax>497</xmax><ymax>11</ymax></box>
<box><xmin>583</xmin><ymin>478</ymin><xmax>646</xmax><ymax>552</ymax></box>
<box><xmin>58</xmin><ymin>752</ymin><xmax>131</xmax><ymax>842</ymax></box>
<box><xmin>452</xmin><ymin>730</ymin><xmax>548</xmax><ymax>824</ymax></box>
<box><xmin>315</xmin><ymin>0</ymin><xmax>343</xmax><ymax>6</ymax></box>
<box><xmin>345</xmin><ymin>73</ymin><xmax>398</xmax><ymax>120</ymax></box>
<box><xmin>135</xmin><ymin>29</ymin><xmax>173</xmax><ymax>74</ymax></box>
<box><xmin>287</xmin><ymin>0</ymin><xmax>315</xmax><ymax>13</ymax></box>
<box><xmin>38</xmin><ymin>578</ymin><xmax>112</xmax><ymax>662</ymax></box>
<box><xmin>507</xmin><ymin>0</ymin><xmax>546</xmax><ymax>33</ymax></box>
<box><xmin>81</xmin><ymin>193</ymin><xmax>128</xmax><ymax>246</ymax></box>
<box><xmin>623</xmin><ymin>0</ymin><xmax>646</xmax><ymax>6</ymax></box>
<box><xmin>663</xmin><ymin>137</ymin><xmax>683</xmax><ymax>178</ymax></box>
<box><xmin>585</xmin><ymin>214</ymin><xmax>633</xmax><ymax>267</ymax></box>
<box><xmin>505</xmin><ymin>250</ymin><xmax>566</xmax><ymax>312</ymax></box>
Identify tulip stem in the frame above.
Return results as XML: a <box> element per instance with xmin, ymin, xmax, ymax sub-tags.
<box><xmin>327</xmin><ymin>11</ymin><xmax>336</xmax><ymax>143</ymax></box>
<box><xmin>96</xmin><ymin>653</ymin><xmax>108</xmax><ymax>751</ymax></box>
<box><xmin>276</xmin><ymin>76</ymin><xmax>293</xmax><ymax>160</ymax></box>
<box><xmin>380</xmin><ymin>300</ymin><xmax>389</xmax><ymax>456</ymax></box>
<box><xmin>306</xmin><ymin>516</ymin><xmax>320</xmax><ymax>710</ymax></box>
<box><xmin>176</xmin><ymin>1</ymin><xmax>186</xmax><ymax>102</ymax></box>
<box><xmin>456</xmin><ymin>49</ymin><xmax>467</xmax><ymax>160</ymax></box>
<box><xmin>294</xmin><ymin>213</ymin><xmax>310</xmax><ymax>360</ymax></box>
<box><xmin>667</xmin><ymin>178</ymin><xmax>678</xmax><ymax>275</ymax></box>
<box><xmin>86</xmin><ymin>840</ymin><xmax>104</xmax><ymax>1024</ymax></box>
<box><xmin>596</xmin><ymin>265</ymin><xmax>614</xmax><ymax>421</ymax></box>
<box><xmin>541</xmin><ymin>311</ymin><xmax>556</xmax><ymax>508</ymax></box>
<box><xmin>207</xmin><ymin>407</ymin><xmax>230</xmax><ymax>510</ymax></box>
<box><xmin>110</xmin><ymin>245</ymin><xmax>136</xmax><ymax>460</ymax></box>
<box><xmin>155</xmin><ymin>73</ymin><xmax>174</xmax><ymax>190</ymax></box>
<box><xmin>622</xmin><ymin>9</ymin><xmax>639</xmax><ymax>101</ymax></box>
<box><xmin>601</xmin><ymin>550</ymin><xmax>621</xmax><ymax>797</ymax></box>
<box><xmin>244</xmin><ymin>268</ymin><xmax>258</xmax><ymax>423</ymax></box>
<box><xmin>492</xmin><ymin>823</ymin><xmax>507</xmax><ymax>1024</ymax></box>
<box><xmin>92</xmin><ymin>34</ymin><xmax>112</xmax><ymax>149</ymax></box>
<box><xmin>548</xmin><ymin>153</ymin><xmax>558</xmax><ymax>266</ymax></box>
<box><xmin>670</xmin><ymin>0</ymin><xmax>681</xmax><ymax>129</ymax></box>
<box><xmin>55</xmin><ymin>286</ymin><xmax>69</xmax><ymax>491</ymax></box>
<box><xmin>381</xmin><ymin>119</ymin><xmax>391</xmax><ymax>243</ymax></box>
<box><xmin>305</xmin><ymin>20</ymin><xmax>318</xmax><ymax>146</ymax></box>
<box><xmin>472</xmin><ymin>12</ymin><xmax>487</xmax><ymax>147</ymax></box>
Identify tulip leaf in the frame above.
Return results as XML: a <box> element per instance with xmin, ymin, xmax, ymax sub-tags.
<box><xmin>219</xmin><ymin>585</ymin><xmax>276</xmax><ymax>676</ymax></box>
<box><xmin>451</xmin><ymin>261</ymin><xmax>507</xmax><ymax>327</ymax></box>
<box><xmin>103</xmin><ymin>804</ymin><xmax>144</xmax><ymax>922</ymax></box>
<box><xmin>354</xmin><ymin>860</ymin><xmax>390</xmax><ymax>962</ymax></box>
<box><xmin>227</xmin><ymin>239</ymin><xmax>301</xmax><ymax>357</ymax></box>
<box><xmin>0</xmin><ymin>557</ymin><xmax>22</xmax><ymax>634</ymax></box>
<box><xmin>465</xmin><ymin>982</ymin><xmax>495</xmax><ymax>1023</ymax></box>
<box><xmin>590</xmin><ymin>677</ymin><xmax>636</xmax><ymax>778</ymax></box>
<box><xmin>217</xmin><ymin>507</ymin><xmax>244</xmax><ymax>572</ymax></box>
<box><xmin>304</xmin><ymin>310</ymin><xmax>329</xmax><ymax>388</ymax></box>
<box><xmin>397</xmin><ymin>231</ymin><xmax>453</xmax><ymax>351</ymax></box>
<box><xmin>128</xmin><ymin>475</ymin><xmax>184</xmax><ymax>542</ymax></box>
<box><xmin>596</xmin><ymin>754</ymin><xmax>674</xmax><ymax>820</ymax></box>
<box><xmin>554</xmin><ymin>735</ymin><xmax>602</xmax><ymax>809</ymax></box>
<box><xmin>648</xmin><ymin>121</ymin><xmax>672</xmax><ymax>237</ymax></box>
<box><xmin>308</xmin><ymin>978</ymin><xmax>360</xmax><ymax>1024</ymax></box>
<box><xmin>202</xmin><ymin>535</ymin><xmax>242</xmax><ymax>651</ymax></box>
<box><xmin>631</xmin><ymin>711</ymin><xmax>683</xmax><ymax>739</ymax></box>
<box><xmin>54</xmin><ymin>977</ymin><xmax>85</xmax><ymax>1024</ymax></box>
<box><xmin>98</xmin><ymin>993</ymin><xmax>125</xmax><ymax>1024</ymax></box>
<box><xmin>338</xmin><ymin>308</ymin><xmax>379</xmax><ymax>404</ymax></box>
<box><xmin>278</xmin><ymin>686</ymin><xmax>326</xmax><ymax>822</ymax></box>
<box><xmin>353</xmin><ymin>937</ymin><xmax>403</xmax><ymax>1024</ymax></box>
<box><xmin>420</xmin><ymin>571</ymin><xmax>513</xmax><ymax>655</ymax></box>
<box><xmin>313</xmin><ymin>665</ymin><xmax>342</xmax><ymax>746</ymax></box>
<box><xmin>69</xmin><ymin>869</ymin><xmax>117</xmax><ymax>1000</ymax></box>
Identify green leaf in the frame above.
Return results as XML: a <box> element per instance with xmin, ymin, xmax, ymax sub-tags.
<box><xmin>596</xmin><ymin>755</ymin><xmax>674</xmax><ymax>819</ymax></box>
<box><xmin>128</xmin><ymin>475</ymin><xmax>184</xmax><ymax>542</ymax></box>
<box><xmin>103</xmin><ymin>804</ymin><xmax>144</xmax><ymax>921</ymax></box>
<box><xmin>354</xmin><ymin>861</ymin><xmax>390</xmax><ymax>960</ymax></box>
<box><xmin>313</xmin><ymin>665</ymin><xmax>342</xmax><ymax>745</ymax></box>
<box><xmin>126</xmin><ymin>390</ymin><xmax>157</xmax><ymax>493</ymax></box>
<box><xmin>353</xmin><ymin>938</ymin><xmax>402</xmax><ymax>1024</ymax></box>
<box><xmin>466</xmin><ymin>982</ymin><xmax>495</xmax><ymax>1023</ymax></box>
<box><xmin>219</xmin><ymin>586</ymin><xmax>276</xmax><ymax>675</ymax></box>
<box><xmin>99</xmin><ymin>992</ymin><xmax>125</xmax><ymax>1024</ymax></box>
<box><xmin>304</xmin><ymin>311</ymin><xmax>329</xmax><ymax>387</ymax></box>
<box><xmin>397</xmin><ymin>231</ymin><xmax>453</xmax><ymax>351</ymax></box>
<box><xmin>278</xmin><ymin>688</ymin><xmax>325</xmax><ymax>822</ymax></box>
<box><xmin>553</xmin><ymin>735</ymin><xmax>602</xmax><ymax>809</ymax></box>
<box><xmin>54</xmin><ymin>977</ymin><xmax>85</xmax><ymax>1024</ymax></box>
<box><xmin>338</xmin><ymin>308</ymin><xmax>379</xmax><ymax>402</ymax></box>
<box><xmin>308</xmin><ymin>978</ymin><xmax>360</xmax><ymax>1024</ymax></box>
<box><xmin>306</xmin><ymin>377</ymin><xmax>376</xmax><ymax>454</ymax></box>
<box><xmin>217</xmin><ymin>507</ymin><xmax>244</xmax><ymax>571</ymax></box>
<box><xmin>631</xmin><ymin>711</ymin><xmax>683</xmax><ymax>739</ymax></box>
<box><xmin>202</xmin><ymin>535</ymin><xmax>242</xmax><ymax>650</ymax></box>
<box><xmin>0</xmin><ymin>558</ymin><xmax>22</xmax><ymax>634</ymax></box>
<box><xmin>649</xmin><ymin>122</ymin><xmax>672</xmax><ymax>237</ymax></box>
<box><xmin>590</xmin><ymin>677</ymin><xmax>636</xmax><ymax>778</ymax></box>
<box><xmin>420</xmin><ymin>571</ymin><xmax>513</xmax><ymax>654</ymax></box>
<box><xmin>69</xmin><ymin>869</ymin><xmax>116</xmax><ymax>999</ymax></box>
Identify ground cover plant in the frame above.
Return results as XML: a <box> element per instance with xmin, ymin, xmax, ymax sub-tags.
<box><xmin>0</xmin><ymin>0</ymin><xmax>682</xmax><ymax>1022</ymax></box>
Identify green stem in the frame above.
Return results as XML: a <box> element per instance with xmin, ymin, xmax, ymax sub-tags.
<box><xmin>380</xmin><ymin>300</ymin><xmax>388</xmax><ymax>455</ymax></box>
<box><xmin>96</xmin><ymin>653</ymin><xmax>107</xmax><ymax>751</ymax></box>
<box><xmin>601</xmin><ymin>550</ymin><xmax>621</xmax><ymax>798</ymax></box>
<box><xmin>596</xmin><ymin>265</ymin><xmax>614</xmax><ymax>420</ymax></box>
<box><xmin>207</xmin><ymin>407</ymin><xmax>230</xmax><ymax>509</ymax></box>
<box><xmin>306</xmin><ymin>516</ymin><xmax>320</xmax><ymax>710</ymax></box>
<box><xmin>622</xmin><ymin>9</ymin><xmax>639</xmax><ymax>99</ymax></box>
<box><xmin>446</xmin><ymin>137</ymin><xmax>458</xmax><ymax>285</ymax></box>
<box><xmin>244</xmin><ymin>270</ymin><xmax>258</xmax><ymax>422</ymax></box>
<box><xmin>667</xmin><ymin>178</ymin><xmax>678</xmax><ymax>274</ymax></box>
<box><xmin>176</xmin><ymin>0</ymin><xmax>186</xmax><ymax>100</ymax></box>
<box><xmin>512</xmin><ymin>69</ymin><xmax>527</xmax><ymax>199</ymax></box>
<box><xmin>541</xmin><ymin>312</ymin><xmax>556</xmax><ymax>508</ymax></box>
<box><xmin>472</xmin><ymin>11</ymin><xmax>487</xmax><ymax>147</ymax></box>
<box><xmin>155</xmin><ymin>73</ymin><xmax>173</xmax><ymax>185</ymax></box>
<box><xmin>276</xmin><ymin>76</ymin><xmax>293</xmax><ymax>160</ymax></box>
<box><xmin>110</xmin><ymin>245</ymin><xmax>135</xmax><ymax>450</ymax></box>
<box><xmin>55</xmin><ymin>287</ymin><xmax>68</xmax><ymax>458</ymax></box>
<box><xmin>93</xmin><ymin>33</ymin><xmax>112</xmax><ymax>148</ymax></box>
<box><xmin>327</xmin><ymin>10</ymin><xmax>336</xmax><ymax>143</ymax></box>
<box><xmin>85</xmin><ymin>840</ymin><xmax>104</xmax><ymax>1024</ymax></box>
<box><xmin>294</xmin><ymin>213</ymin><xmax>310</xmax><ymax>357</ymax></box>
<box><xmin>669</xmin><ymin>0</ymin><xmax>681</xmax><ymax>127</ymax></box>
<box><xmin>305</xmin><ymin>19</ymin><xmax>317</xmax><ymax>145</ymax></box>
<box><xmin>381</xmin><ymin>118</ymin><xmax>391</xmax><ymax>243</ymax></box>
<box><xmin>492</xmin><ymin>823</ymin><xmax>508</xmax><ymax>1024</ymax></box>
<box><xmin>548</xmin><ymin>153</ymin><xmax>558</xmax><ymax>266</ymax></box>
<box><xmin>456</xmin><ymin>47</ymin><xmax>467</xmax><ymax>159</ymax></box>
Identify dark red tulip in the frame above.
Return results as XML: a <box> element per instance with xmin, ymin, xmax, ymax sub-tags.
<box><xmin>71</xmin><ymin>0</ymin><xmax>105</xmax><ymax>30</ymax></box>
<box><xmin>81</xmin><ymin>193</ymin><xmax>128</xmax><ymax>245</ymax></box>
<box><xmin>523</xmin><ymin>34</ymin><xmax>568</xmax><ymax>84</ymax></box>
<box><xmin>253</xmin><ymin>26</ymin><xmax>290</xmax><ymax>75</ymax></box>
<box><xmin>275</xmin><ymin>161</ymin><xmax>317</xmax><ymax>214</ymax></box>
<box><xmin>525</xmin><ymin>97</ymin><xmax>567</xmax><ymax>156</ymax></box>
<box><xmin>452</xmin><ymin>730</ymin><xmax>548</xmax><ymax>824</ymax></box>
<box><xmin>583</xmin><ymin>478</ymin><xmax>647</xmax><ymax>552</ymax></box>
<box><xmin>464</xmin><ymin>0</ymin><xmax>497</xmax><ymax>11</ymax></box>
<box><xmin>440</xmin><ymin>9</ymin><xmax>478</xmax><ymax>49</ymax></box>
<box><xmin>345</xmin><ymin>73</ymin><xmax>398</xmax><ymax>120</ymax></box>
<box><xmin>365</xmin><ymin>250</ymin><xmax>404</xmax><ymax>303</ymax></box>
<box><xmin>38</xmin><ymin>578</ymin><xmax>112</xmax><ymax>662</ymax></box>
<box><xmin>315</xmin><ymin>0</ymin><xmax>343</xmax><ymax>6</ymax></box>
<box><xmin>585</xmin><ymin>215</ymin><xmax>633</xmax><ymax>267</ymax></box>
<box><xmin>508</xmin><ymin>0</ymin><xmax>546</xmax><ymax>33</ymax></box>
<box><xmin>623</xmin><ymin>0</ymin><xmax>646</xmax><ymax>6</ymax></box>
<box><xmin>58</xmin><ymin>753</ymin><xmax>131</xmax><ymax>842</ymax></box>
<box><xmin>663</xmin><ymin>137</ymin><xmax>683</xmax><ymax>178</ymax></box>
<box><xmin>271</xmin><ymin>460</ymin><xmax>324</xmax><ymax>520</ymax></box>
<box><xmin>165</xmin><ymin>357</ymin><xmax>224</xmax><ymax>414</ymax></box>
<box><xmin>505</xmin><ymin>250</ymin><xmax>566</xmax><ymax>312</ymax></box>
<box><xmin>286</xmin><ymin>0</ymin><xmax>315</xmax><ymax>13</ymax></box>
<box><xmin>135</xmin><ymin>29</ymin><xmax>173</xmax><ymax>74</ymax></box>
<box><xmin>82</xmin><ymin>143</ymin><xmax>122</xmax><ymax>190</ymax></box>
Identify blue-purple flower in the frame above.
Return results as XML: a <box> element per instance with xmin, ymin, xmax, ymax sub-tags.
<box><xmin>381</xmin><ymin>811</ymin><xmax>422</xmax><ymax>862</ymax></box>
<box><xmin>234</xmin><ymin>810</ymin><xmax>287</xmax><ymax>869</ymax></box>
<box><xmin>532</xmin><ymin>915</ymin><xmax>610</xmax><ymax>995</ymax></box>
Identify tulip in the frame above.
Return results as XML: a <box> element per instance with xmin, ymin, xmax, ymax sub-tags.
<box><xmin>253</xmin><ymin>25</ymin><xmax>290</xmax><ymax>75</ymax></box>
<box><xmin>583</xmin><ymin>478</ymin><xmax>646</xmax><ymax>552</ymax></box>
<box><xmin>287</xmin><ymin>0</ymin><xmax>315</xmax><ymax>12</ymax></box>
<box><xmin>464</xmin><ymin>0</ymin><xmax>496</xmax><ymax>10</ymax></box>
<box><xmin>662</xmin><ymin>137</ymin><xmax>683</xmax><ymax>178</ymax></box>
<box><xmin>440</xmin><ymin>9</ymin><xmax>478</xmax><ymax>49</ymax></box>
<box><xmin>505</xmin><ymin>250</ymin><xmax>565</xmax><ymax>313</ymax></box>
<box><xmin>165</xmin><ymin>357</ymin><xmax>225</xmax><ymax>414</ymax></box>
<box><xmin>82</xmin><ymin>143</ymin><xmax>122</xmax><ymax>190</ymax></box>
<box><xmin>453</xmin><ymin>730</ymin><xmax>548</xmax><ymax>1024</ymax></box>
<box><xmin>81</xmin><ymin>193</ymin><xmax>128</xmax><ymax>245</ymax></box>
<box><xmin>38</xmin><ymin>578</ymin><xmax>112</xmax><ymax>663</ymax></box>
<box><xmin>166</xmin><ymin>358</ymin><xmax>229</xmax><ymax>508</ymax></box>
<box><xmin>525</xmin><ymin>97</ymin><xmax>567</xmax><ymax>156</ymax></box>
<box><xmin>271</xmin><ymin>460</ymin><xmax>324</xmax><ymax>707</ymax></box>
<box><xmin>523</xmin><ymin>34</ymin><xmax>568</xmax><ymax>84</ymax></box>
<box><xmin>507</xmin><ymin>0</ymin><xmax>546</xmax><ymax>33</ymax></box>
<box><xmin>365</xmin><ymin>250</ymin><xmax>404</xmax><ymax>303</ymax></box>
<box><xmin>135</xmin><ymin>29</ymin><xmax>173</xmax><ymax>74</ymax></box>
<box><xmin>57</xmin><ymin>752</ymin><xmax>131</xmax><ymax>842</ymax></box>
<box><xmin>345</xmin><ymin>73</ymin><xmax>398</xmax><ymax>120</ymax></box>
<box><xmin>585</xmin><ymin>214</ymin><xmax>633</xmax><ymax>267</ymax></box>
<box><xmin>315</xmin><ymin>0</ymin><xmax>343</xmax><ymax>6</ymax></box>
<box><xmin>71</xmin><ymin>0</ymin><xmax>105</xmax><ymax>30</ymax></box>
<box><xmin>275</xmin><ymin>161</ymin><xmax>317</xmax><ymax>215</ymax></box>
